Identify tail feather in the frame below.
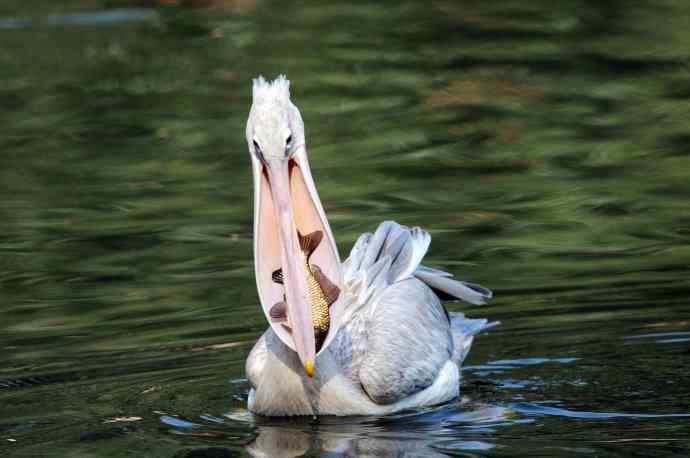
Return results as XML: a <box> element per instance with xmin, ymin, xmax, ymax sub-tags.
<box><xmin>415</xmin><ymin>266</ymin><xmax>492</xmax><ymax>305</ymax></box>
<box><xmin>449</xmin><ymin>312</ymin><xmax>500</xmax><ymax>364</ymax></box>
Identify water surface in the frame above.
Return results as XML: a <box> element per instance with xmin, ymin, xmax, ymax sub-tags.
<box><xmin>1</xmin><ymin>1</ymin><xmax>690</xmax><ymax>456</ymax></box>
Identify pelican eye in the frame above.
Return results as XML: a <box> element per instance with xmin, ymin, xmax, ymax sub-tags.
<box><xmin>285</xmin><ymin>134</ymin><xmax>293</xmax><ymax>154</ymax></box>
<box><xmin>253</xmin><ymin>139</ymin><xmax>264</xmax><ymax>161</ymax></box>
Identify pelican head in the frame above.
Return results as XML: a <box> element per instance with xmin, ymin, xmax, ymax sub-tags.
<box><xmin>246</xmin><ymin>75</ymin><xmax>342</xmax><ymax>377</ymax></box>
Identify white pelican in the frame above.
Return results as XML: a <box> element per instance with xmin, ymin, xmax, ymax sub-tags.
<box><xmin>244</xmin><ymin>75</ymin><xmax>495</xmax><ymax>416</ymax></box>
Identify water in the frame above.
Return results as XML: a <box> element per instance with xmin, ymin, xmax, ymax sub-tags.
<box><xmin>2</xmin><ymin>1</ymin><xmax>689</xmax><ymax>456</ymax></box>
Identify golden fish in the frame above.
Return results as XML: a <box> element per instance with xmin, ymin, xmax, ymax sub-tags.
<box><xmin>270</xmin><ymin>230</ymin><xmax>340</xmax><ymax>348</ymax></box>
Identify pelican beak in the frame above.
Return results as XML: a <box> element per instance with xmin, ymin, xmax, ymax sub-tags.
<box><xmin>252</xmin><ymin>146</ymin><xmax>341</xmax><ymax>377</ymax></box>
<box><xmin>264</xmin><ymin>157</ymin><xmax>315</xmax><ymax>374</ymax></box>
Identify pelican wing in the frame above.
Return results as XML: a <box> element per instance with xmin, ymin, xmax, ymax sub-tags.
<box><xmin>340</xmin><ymin>221</ymin><xmax>492</xmax><ymax>310</ymax></box>
<box><xmin>333</xmin><ymin>221</ymin><xmax>493</xmax><ymax>405</ymax></box>
<box><xmin>357</xmin><ymin>277</ymin><xmax>452</xmax><ymax>404</ymax></box>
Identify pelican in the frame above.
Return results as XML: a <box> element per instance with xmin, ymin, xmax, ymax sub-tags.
<box><xmin>244</xmin><ymin>75</ymin><xmax>495</xmax><ymax>416</ymax></box>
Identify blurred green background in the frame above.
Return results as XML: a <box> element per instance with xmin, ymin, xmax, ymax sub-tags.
<box><xmin>1</xmin><ymin>1</ymin><xmax>689</xmax><ymax>457</ymax></box>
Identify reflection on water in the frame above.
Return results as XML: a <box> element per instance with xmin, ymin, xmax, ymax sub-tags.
<box><xmin>2</xmin><ymin>0</ymin><xmax>690</xmax><ymax>456</ymax></box>
<box><xmin>164</xmin><ymin>402</ymin><xmax>511</xmax><ymax>457</ymax></box>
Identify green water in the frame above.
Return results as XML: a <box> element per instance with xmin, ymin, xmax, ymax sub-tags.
<box><xmin>2</xmin><ymin>1</ymin><xmax>690</xmax><ymax>456</ymax></box>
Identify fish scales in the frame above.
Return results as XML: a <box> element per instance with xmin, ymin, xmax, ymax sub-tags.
<box><xmin>300</xmin><ymin>251</ymin><xmax>330</xmax><ymax>336</ymax></box>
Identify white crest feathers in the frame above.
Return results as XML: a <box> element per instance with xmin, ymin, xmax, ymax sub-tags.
<box><xmin>252</xmin><ymin>75</ymin><xmax>291</xmax><ymax>105</ymax></box>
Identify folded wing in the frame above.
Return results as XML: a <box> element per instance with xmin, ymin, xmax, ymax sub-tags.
<box><xmin>334</xmin><ymin>221</ymin><xmax>495</xmax><ymax>405</ymax></box>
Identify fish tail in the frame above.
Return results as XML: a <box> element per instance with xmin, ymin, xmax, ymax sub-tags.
<box><xmin>298</xmin><ymin>230</ymin><xmax>323</xmax><ymax>259</ymax></box>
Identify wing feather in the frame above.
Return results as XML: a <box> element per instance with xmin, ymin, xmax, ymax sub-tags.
<box><xmin>358</xmin><ymin>278</ymin><xmax>452</xmax><ymax>404</ymax></box>
<box><xmin>334</xmin><ymin>221</ymin><xmax>496</xmax><ymax>405</ymax></box>
<box><xmin>414</xmin><ymin>268</ymin><xmax>492</xmax><ymax>305</ymax></box>
<box><xmin>342</xmin><ymin>221</ymin><xmax>491</xmax><ymax>307</ymax></box>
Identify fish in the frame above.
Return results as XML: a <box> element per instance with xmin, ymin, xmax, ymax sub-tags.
<box><xmin>269</xmin><ymin>230</ymin><xmax>340</xmax><ymax>349</ymax></box>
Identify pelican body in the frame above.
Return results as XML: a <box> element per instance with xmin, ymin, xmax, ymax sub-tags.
<box><xmin>244</xmin><ymin>76</ymin><xmax>495</xmax><ymax>416</ymax></box>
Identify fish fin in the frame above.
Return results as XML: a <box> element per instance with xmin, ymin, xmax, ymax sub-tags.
<box><xmin>269</xmin><ymin>301</ymin><xmax>287</xmax><ymax>322</ymax></box>
<box><xmin>297</xmin><ymin>230</ymin><xmax>323</xmax><ymax>259</ymax></box>
<box><xmin>271</xmin><ymin>269</ymin><xmax>283</xmax><ymax>284</ymax></box>
<box><xmin>311</xmin><ymin>265</ymin><xmax>340</xmax><ymax>305</ymax></box>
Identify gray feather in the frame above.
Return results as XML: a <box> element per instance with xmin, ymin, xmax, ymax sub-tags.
<box><xmin>332</xmin><ymin>221</ymin><xmax>495</xmax><ymax>405</ymax></box>
<box><xmin>449</xmin><ymin>312</ymin><xmax>500</xmax><ymax>364</ymax></box>
<box><xmin>414</xmin><ymin>267</ymin><xmax>492</xmax><ymax>305</ymax></box>
<box><xmin>358</xmin><ymin>278</ymin><xmax>452</xmax><ymax>404</ymax></box>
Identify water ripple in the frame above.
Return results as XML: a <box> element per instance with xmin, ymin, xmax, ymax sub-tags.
<box><xmin>512</xmin><ymin>403</ymin><xmax>690</xmax><ymax>420</ymax></box>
